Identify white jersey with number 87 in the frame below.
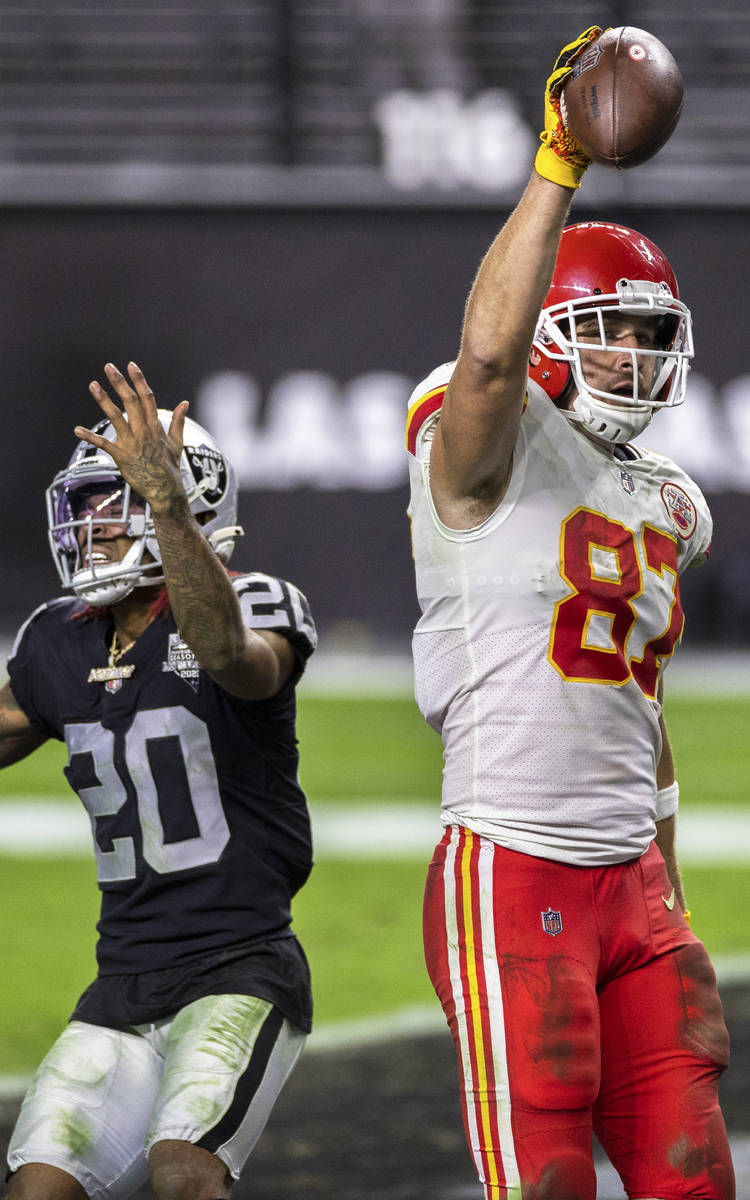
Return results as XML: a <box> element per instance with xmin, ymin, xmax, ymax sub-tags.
<box><xmin>406</xmin><ymin>364</ymin><xmax>711</xmax><ymax>866</ymax></box>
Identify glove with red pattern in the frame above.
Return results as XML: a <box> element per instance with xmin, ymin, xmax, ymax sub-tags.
<box><xmin>535</xmin><ymin>26</ymin><xmax>603</xmax><ymax>189</ymax></box>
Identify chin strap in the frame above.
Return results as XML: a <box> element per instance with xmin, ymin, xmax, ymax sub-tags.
<box><xmin>564</xmin><ymin>390</ymin><xmax>654</xmax><ymax>445</ymax></box>
<box><xmin>208</xmin><ymin>524</ymin><xmax>245</xmax><ymax>562</ymax></box>
<box><xmin>209</xmin><ymin>524</ymin><xmax>244</xmax><ymax>545</ymax></box>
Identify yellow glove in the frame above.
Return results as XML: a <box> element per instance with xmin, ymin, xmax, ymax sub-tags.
<box><xmin>535</xmin><ymin>26</ymin><xmax>603</xmax><ymax>189</ymax></box>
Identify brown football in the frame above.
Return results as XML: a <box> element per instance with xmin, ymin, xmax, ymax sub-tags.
<box><xmin>560</xmin><ymin>26</ymin><xmax>684</xmax><ymax>169</ymax></box>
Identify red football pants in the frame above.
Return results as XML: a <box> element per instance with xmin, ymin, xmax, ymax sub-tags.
<box><xmin>423</xmin><ymin>826</ymin><xmax>735</xmax><ymax>1200</ymax></box>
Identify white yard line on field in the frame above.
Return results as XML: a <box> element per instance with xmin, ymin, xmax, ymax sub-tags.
<box><xmin>7</xmin><ymin>645</ymin><xmax>747</xmax><ymax>696</ymax></box>
<box><xmin>0</xmin><ymin>798</ymin><xmax>749</xmax><ymax>862</ymax></box>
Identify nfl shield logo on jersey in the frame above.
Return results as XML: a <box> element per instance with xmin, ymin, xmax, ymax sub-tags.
<box><xmin>619</xmin><ymin>469</ymin><xmax>636</xmax><ymax>495</ymax></box>
<box><xmin>541</xmin><ymin>907</ymin><xmax>563</xmax><ymax>936</ymax></box>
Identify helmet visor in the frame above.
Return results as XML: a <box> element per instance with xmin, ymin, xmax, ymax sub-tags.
<box><xmin>47</xmin><ymin>473</ymin><xmax>149</xmax><ymax>581</ymax></box>
<box><xmin>68</xmin><ymin>481</ymin><xmax>145</xmax><ymax>523</ymax></box>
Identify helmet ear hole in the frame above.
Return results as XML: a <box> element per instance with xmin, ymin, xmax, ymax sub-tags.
<box><xmin>528</xmin><ymin>348</ymin><xmax>571</xmax><ymax>404</ymax></box>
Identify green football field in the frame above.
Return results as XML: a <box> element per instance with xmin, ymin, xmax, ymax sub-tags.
<box><xmin>0</xmin><ymin>689</ymin><xmax>748</xmax><ymax>1077</ymax></box>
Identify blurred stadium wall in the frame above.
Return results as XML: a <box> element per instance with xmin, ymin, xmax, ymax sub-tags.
<box><xmin>1</xmin><ymin>1</ymin><xmax>749</xmax><ymax>650</ymax></box>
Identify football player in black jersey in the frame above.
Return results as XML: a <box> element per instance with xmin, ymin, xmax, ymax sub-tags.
<box><xmin>1</xmin><ymin>362</ymin><xmax>317</xmax><ymax>1200</ymax></box>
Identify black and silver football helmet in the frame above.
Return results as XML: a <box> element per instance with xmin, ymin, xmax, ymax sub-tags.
<box><xmin>47</xmin><ymin>410</ymin><xmax>243</xmax><ymax>606</ymax></box>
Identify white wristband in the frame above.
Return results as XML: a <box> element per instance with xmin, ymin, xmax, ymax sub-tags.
<box><xmin>655</xmin><ymin>780</ymin><xmax>680</xmax><ymax>820</ymax></box>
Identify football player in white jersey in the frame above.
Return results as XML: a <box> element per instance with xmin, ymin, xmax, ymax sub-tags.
<box><xmin>408</xmin><ymin>27</ymin><xmax>735</xmax><ymax>1200</ymax></box>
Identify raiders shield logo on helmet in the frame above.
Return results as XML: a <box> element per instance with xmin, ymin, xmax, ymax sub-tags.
<box><xmin>186</xmin><ymin>446</ymin><xmax>227</xmax><ymax>505</ymax></box>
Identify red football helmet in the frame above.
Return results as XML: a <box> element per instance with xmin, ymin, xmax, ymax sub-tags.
<box><xmin>530</xmin><ymin>222</ymin><xmax>694</xmax><ymax>442</ymax></box>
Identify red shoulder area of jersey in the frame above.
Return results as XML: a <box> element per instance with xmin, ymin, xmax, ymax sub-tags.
<box><xmin>406</xmin><ymin>381</ymin><xmax>530</xmax><ymax>457</ymax></box>
<box><xmin>405</xmin><ymin>385</ymin><xmax>447</xmax><ymax>456</ymax></box>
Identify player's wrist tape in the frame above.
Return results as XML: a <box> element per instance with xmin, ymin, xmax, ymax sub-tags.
<box><xmin>655</xmin><ymin>779</ymin><xmax>679</xmax><ymax>820</ymax></box>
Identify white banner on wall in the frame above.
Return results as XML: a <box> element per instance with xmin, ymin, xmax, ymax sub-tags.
<box><xmin>195</xmin><ymin>368</ymin><xmax>750</xmax><ymax>495</ymax></box>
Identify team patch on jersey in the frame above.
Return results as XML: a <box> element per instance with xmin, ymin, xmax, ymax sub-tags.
<box><xmin>541</xmin><ymin>907</ymin><xmax>563</xmax><ymax>936</ymax></box>
<box><xmin>161</xmin><ymin>633</ymin><xmax>201</xmax><ymax>690</ymax></box>
<box><xmin>660</xmin><ymin>481</ymin><xmax>697</xmax><ymax>540</ymax></box>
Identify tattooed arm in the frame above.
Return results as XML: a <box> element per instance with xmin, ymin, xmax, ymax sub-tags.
<box><xmin>75</xmin><ymin>362</ymin><xmax>294</xmax><ymax>702</ymax></box>
<box><xmin>149</xmin><ymin>489</ymin><xmax>294</xmax><ymax>701</ymax></box>
<box><xmin>0</xmin><ymin>680</ymin><xmax>48</xmax><ymax>767</ymax></box>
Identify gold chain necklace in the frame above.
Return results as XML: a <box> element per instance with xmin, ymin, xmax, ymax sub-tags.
<box><xmin>87</xmin><ymin>630</ymin><xmax>137</xmax><ymax>687</ymax></box>
<box><xmin>109</xmin><ymin>629</ymin><xmax>135</xmax><ymax>667</ymax></box>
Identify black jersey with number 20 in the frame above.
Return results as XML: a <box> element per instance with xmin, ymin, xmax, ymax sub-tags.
<box><xmin>8</xmin><ymin>572</ymin><xmax>317</xmax><ymax>976</ymax></box>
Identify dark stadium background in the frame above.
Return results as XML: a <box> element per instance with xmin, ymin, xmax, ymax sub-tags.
<box><xmin>0</xmin><ymin>0</ymin><xmax>749</xmax><ymax>655</ymax></box>
<box><xmin>2</xmin><ymin>205</ymin><xmax>750</xmax><ymax>651</ymax></box>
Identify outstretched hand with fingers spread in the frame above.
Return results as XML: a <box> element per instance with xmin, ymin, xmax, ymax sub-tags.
<box><xmin>75</xmin><ymin>362</ymin><xmax>190</xmax><ymax>517</ymax></box>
